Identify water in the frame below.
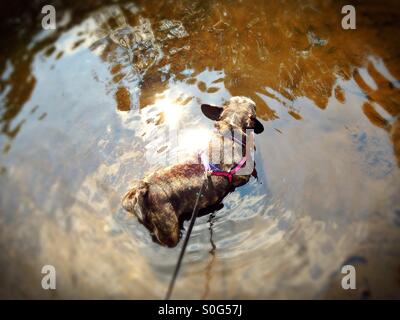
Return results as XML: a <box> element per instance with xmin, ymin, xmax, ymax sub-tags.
<box><xmin>0</xmin><ymin>0</ymin><xmax>399</xmax><ymax>299</ymax></box>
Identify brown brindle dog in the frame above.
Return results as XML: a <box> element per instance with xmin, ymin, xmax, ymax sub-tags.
<box><xmin>122</xmin><ymin>96</ymin><xmax>264</xmax><ymax>247</ymax></box>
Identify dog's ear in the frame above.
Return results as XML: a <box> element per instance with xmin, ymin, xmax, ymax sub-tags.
<box><xmin>254</xmin><ymin>119</ymin><xmax>264</xmax><ymax>134</ymax></box>
<box><xmin>201</xmin><ymin>104</ymin><xmax>223</xmax><ymax>121</ymax></box>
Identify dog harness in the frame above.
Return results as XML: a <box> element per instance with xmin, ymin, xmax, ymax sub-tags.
<box><xmin>200</xmin><ymin>151</ymin><xmax>247</xmax><ymax>183</ymax></box>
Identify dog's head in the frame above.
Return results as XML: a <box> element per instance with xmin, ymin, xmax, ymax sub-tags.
<box><xmin>201</xmin><ymin>96</ymin><xmax>264</xmax><ymax>134</ymax></box>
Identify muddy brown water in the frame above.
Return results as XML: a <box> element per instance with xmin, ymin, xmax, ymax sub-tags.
<box><xmin>0</xmin><ymin>0</ymin><xmax>399</xmax><ymax>299</ymax></box>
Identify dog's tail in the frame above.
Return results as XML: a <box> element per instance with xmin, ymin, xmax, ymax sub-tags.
<box><xmin>122</xmin><ymin>181</ymin><xmax>148</xmax><ymax>222</ymax></box>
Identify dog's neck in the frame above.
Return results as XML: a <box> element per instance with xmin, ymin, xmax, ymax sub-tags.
<box><xmin>215</xmin><ymin>122</ymin><xmax>248</xmax><ymax>147</ymax></box>
<box><xmin>210</xmin><ymin>122</ymin><xmax>251</xmax><ymax>168</ymax></box>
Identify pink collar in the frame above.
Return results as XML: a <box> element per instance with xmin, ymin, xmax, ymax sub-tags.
<box><xmin>200</xmin><ymin>151</ymin><xmax>247</xmax><ymax>183</ymax></box>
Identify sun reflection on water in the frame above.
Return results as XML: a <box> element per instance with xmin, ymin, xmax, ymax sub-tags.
<box><xmin>153</xmin><ymin>96</ymin><xmax>185</xmax><ymax>129</ymax></box>
<box><xmin>179</xmin><ymin>128</ymin><xmax>213</xmax><ymax>154</ymax></box>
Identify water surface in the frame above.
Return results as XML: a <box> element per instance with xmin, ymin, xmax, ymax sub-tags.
<box><xmin>0</xmin><ymin>0</ymin><xmax>399</xmax><ymax>299</ymax></box>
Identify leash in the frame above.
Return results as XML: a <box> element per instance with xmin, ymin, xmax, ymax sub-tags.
<box><xmin>165</xmin><ymin>172</ymin><xmax>208</xmax><ymax>300</ymax></box>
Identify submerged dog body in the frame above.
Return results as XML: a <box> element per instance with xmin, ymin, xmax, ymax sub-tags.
<box><xmin>122</xmin><ymin>96</ymin><xmax>264</xmax><ymax>247</ymax></box>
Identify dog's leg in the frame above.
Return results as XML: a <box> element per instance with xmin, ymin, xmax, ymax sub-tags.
<box><xmin>148</xmin><ymin>202</ymin><xmax>180</xmax><ymax>247</ymax></box>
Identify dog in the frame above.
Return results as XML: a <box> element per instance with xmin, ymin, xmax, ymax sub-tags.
<box><xmin>122</xmin><ymin>96</ymin><xmax>264</xmax><ymax>247</ymax></box>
